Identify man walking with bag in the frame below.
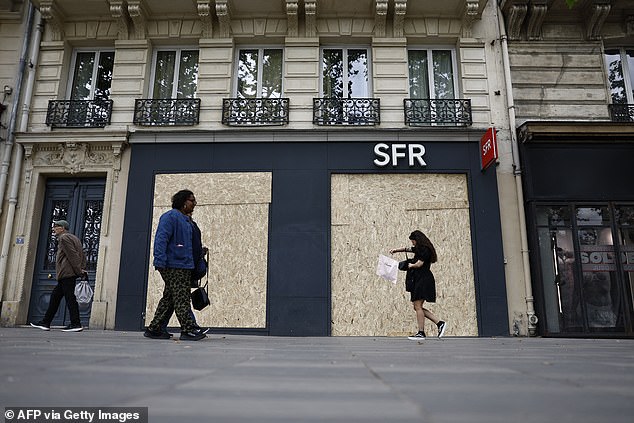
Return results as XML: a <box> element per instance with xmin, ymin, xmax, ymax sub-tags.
<box><xmin>30</xmin><ymin>220</ymin><xmax>87</xmax><ymax>332</ymax></box>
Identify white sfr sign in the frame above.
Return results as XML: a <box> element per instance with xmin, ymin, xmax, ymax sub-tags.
<box><xmin>373</xmin><ymin>143</ymin><xmax>427</xmax><ymax>167</ymax></box>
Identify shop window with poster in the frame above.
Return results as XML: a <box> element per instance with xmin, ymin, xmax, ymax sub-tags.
<box><xmin>535</xmin><ymin>205</ymin><xmax>633</xmax><ymax>336</ymax></box>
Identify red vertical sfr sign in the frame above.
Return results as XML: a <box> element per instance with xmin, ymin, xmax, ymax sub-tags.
<box><xmin>480</xmin><ymin>127</ymin><xmax>498</xmax><ymax>171</ymax></box>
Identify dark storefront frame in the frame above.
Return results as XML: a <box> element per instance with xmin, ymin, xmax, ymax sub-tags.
<box><xmin>519</xmin><ymin>122</ymin><xmax>634</xmax><ymax>338</ymax></box>
<box><xmin>115</xmin><ymin>130</ymin><xmax>508</xmax><ymax>336</ymax></box>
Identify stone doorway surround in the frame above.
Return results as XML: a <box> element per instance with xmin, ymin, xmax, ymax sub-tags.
<box><xmin>0</xmin><ymin>131</ymin><xmax>129</xmax><ymax>330</ymax></box>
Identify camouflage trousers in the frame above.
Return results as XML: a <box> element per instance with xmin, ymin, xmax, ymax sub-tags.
<box><xmin>148</xmin><ymin>268</ymin><xmax>195</xmax><ymax>333</ymax></box>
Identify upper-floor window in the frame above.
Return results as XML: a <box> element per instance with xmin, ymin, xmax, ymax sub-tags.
<box><xmin>151</xmin><ymin>49</ymin><xmax>199</xmax><ymax>99</ymax></box>
<box><xmin>605</xmin><ymin>48</ymin><xmax>634</xmax><ymax>104</ymax></box>
<box><xmin>321</xmin><ymin>47</ymin><xmax>370</xmax><ymax>98</ymax></box>
<box><xmin>46</xmin><ymin>49</ymin><xmax>115</xmax><ymax>128</ymax></box>
<box><xmin>68</xmin><ymin>50</ymin><xmax>114</xmax><ymax>100</ymax></box>
<box><xmin>408</xmin><ymin>48</ymin><xmax>457</xmax><ymax>99</ymax></box>
<box><xmin>236</xmin><ymin>48</ymin><xmax>283</xmax><ymax>98</ymax></box>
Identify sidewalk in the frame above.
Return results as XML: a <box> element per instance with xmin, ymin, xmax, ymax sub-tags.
<box><xmin>1</xmin><ymin>327</ymin><xmax>633</xmax><ymax>423</ymax></box>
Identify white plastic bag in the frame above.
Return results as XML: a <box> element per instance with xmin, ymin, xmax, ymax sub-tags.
<box><xmin>376</xmin><ymin>254</ymin><xmax>398</xmax><ymax>284</ymax></box>
<box><xmin>75</xmin><ymin>276</ymin><xmax>94</xmax><ymax>305</ymax></box>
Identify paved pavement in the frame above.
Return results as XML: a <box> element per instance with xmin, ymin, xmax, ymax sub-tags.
<box><xmin>1</xmin><ymin>327</ymin><xmax>633</xmax><ymax>423</ymax></box>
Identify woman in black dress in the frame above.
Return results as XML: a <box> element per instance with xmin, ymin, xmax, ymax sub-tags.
<box><xmin>390</xmin><ymin>230</ymin><xmax>447</xmax><ymax>340</ymax></box>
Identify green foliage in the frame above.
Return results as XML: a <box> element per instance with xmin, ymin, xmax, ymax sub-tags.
<box><xmin>566</xmin><ymin>0</ymin><xmax>578</xmax><ymax>8</ymax></box>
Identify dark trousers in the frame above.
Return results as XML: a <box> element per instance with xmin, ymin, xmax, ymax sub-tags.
<box><xmin>43</xmin><ymin>276</ymin><xmax>81</xmax><ymax>326</ymax></box>
<box><xmin>148</xmin><ymin>268</ymin><xmax>195</xmax><ymax>333</ymax></box>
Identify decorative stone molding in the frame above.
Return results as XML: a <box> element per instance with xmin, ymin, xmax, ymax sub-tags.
<box><xmin>127</xmin><ymin>0</ymin><xmax>148</xmax><ymax>40</ymax></box>
<box><xmin>374</xmin><ymin>0</ymin><xmax>388</xmax><ymax>37</ymax></box>
<box><xmin>39</xmin><ymin>0</ymin><xmax>64</xmax><ymax>41</ymax></box>
<box><xmin>526</xmin><ymin>0</ymin><xmax>548</xmax><ymax>41</ymax></box>
<box><xmin>108</xmin><ymin>0</ymin><xmax>131</xmax><ymax>40</ymax></box>
<box><xmin>305</xmin><ymin>0</ymin><xmax>317</xmax><ymax>38</ymax></box>
<box><xmin>393</xmin><ymin>0</ymin><xmax>407</xmax><ymax>38</ymax></box>
<box><xmin>21</xmin><ymin>136</ymin><xmax>128</xmax><ymax>184</ymax></box>
<box><xmin>584</xmin><ymin>0</ymin><xmax>610</xmax><ymax>41</ymax></box>
<box><xmin>286</xmin><ymin>0</ymin><xmax>298</xmax><ymax>37</ymax></box>
<box><xmin>197</xmin><ymin>0</ymin><xmax>213</xmax><ymax>38</ymax></box>
<box><xmin>500</xmin><ymin>0</ymin><xmax>528</xmax><ymax>40</ymax></box>
<box><xmin>215</xmin><ymin>0</ymin><xmax>231</xmax><ymax>38</ymax></box>
<box><xmin>462</xmin><ymin>0</ymin><xmax>481</xmax><ymax>38</ymax></box>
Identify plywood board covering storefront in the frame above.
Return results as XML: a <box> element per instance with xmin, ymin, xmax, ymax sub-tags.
<box><xmin>145</xmin><ymin>172</ymin><xmax>271</xmax><ymax>329</ymax></box>
<box><xmin>331</xmin><ymin>173</ymin><xmax>478</xmax><ymax>336</ymax></box>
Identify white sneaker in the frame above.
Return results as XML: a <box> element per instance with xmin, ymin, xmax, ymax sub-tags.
<box><xmin>407</xmin><ymin>331</ymin><xmax>426</xmax><ymax>340</ymax></box>
<box><xmin>30</xmin><ymin>321</ymin><xmax>50</xmax><ymax>331</ymax></box>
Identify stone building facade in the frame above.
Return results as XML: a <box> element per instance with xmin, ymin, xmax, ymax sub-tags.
<box><xmin>501</xmin><ymin>0</ymin><xmax>634</xmax><ymax>337</ymax></box>
<box><xmin>0</xmin><ymin>0</ymin><xmax>543</xmax><ymax>338</ymax></box>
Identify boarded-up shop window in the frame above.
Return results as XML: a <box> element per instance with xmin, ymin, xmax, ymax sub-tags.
<box><xmin>331</xmin><ymin>173</ymin><xmax>478</xmax><ymax>336</ymax></box>
<box><xmin>145</xmin><ymin>172</ymin><xmax>271</xmax><ymax>329</ymax></box>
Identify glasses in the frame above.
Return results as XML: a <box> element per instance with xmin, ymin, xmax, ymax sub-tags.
<box><xmin>187</xmin><ymin>197</ymin><xmax>197</xmax><ymax>203</ymax></box>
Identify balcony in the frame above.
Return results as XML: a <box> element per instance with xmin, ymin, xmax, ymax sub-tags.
<box><xmin>404</xmin><ymin>99</ymin><xmax>472</xmax><ymax>127</ymax></box>
<box><xmin>222</xmin><ymin>98</ymin><xmax>289</xmax><ymax>126</ymax></box>
<box><xmin>313</xmin><ymin>98</ymin><xmax>380</xmax><ymax>126</ymax></box>
<box><xmin>608</xmin><ymin>104</ymin><xmax>634</xmax><ymax>122</ymax></box>
<box><xmin>133</xmin><ymin>98</ymin><xmax>201</xmax><ymax>126</ymax></box>
<box><xmin>46</xmin><ymin>100</ymin><xmax>113</xmax><ymax>128</ymax></box>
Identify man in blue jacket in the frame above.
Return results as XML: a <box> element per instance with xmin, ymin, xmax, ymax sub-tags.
<box><xmin>144</xmin><ymin>190</ymin><xmax>206</xmax><ymax>341</ymax></box>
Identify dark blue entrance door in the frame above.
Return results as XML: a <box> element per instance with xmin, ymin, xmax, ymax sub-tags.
<box><xmin>28</xmin><ymin>178</ymin><xmax>105</xmax><ymax>327</ymax></box>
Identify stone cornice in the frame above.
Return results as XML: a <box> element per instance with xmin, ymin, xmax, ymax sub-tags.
<box><xmin>518</xmin><ymin>121</ymin><xmax>634</xmax><ymax>143</ymax></box>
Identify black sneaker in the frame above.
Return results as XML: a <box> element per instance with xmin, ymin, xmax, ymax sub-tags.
<box><xmin>407</xmin><ymin>331</ymin><xmax>426</xmax><ymax>340</ymax></box>
<box><xmin>193</xmin><ymin>325</ymin><xmax>210</xmax><ymax>335</ymax></box>
<box><xmin>61</xmin><ymin>324</ymin><xmax>83</xmax><ymax>332</ymax></box>
<box><xmin>437</xmin><ymin>321</ymin><xmax>447</xmax><ymax>338</ymax></box>
<box><xmin>144</xmin><ymin>328</ymin><xmax>170</xmax><ymax>339</ymax></box>
<box><xmin>180</xmin><ymin>329</ymin><xmax>206</xmax><ymax>341</ymax></box>
<box><xmin>30</xmin><ymin>321</ymin><xmax>50</xmax><ymax>331</ymax></box>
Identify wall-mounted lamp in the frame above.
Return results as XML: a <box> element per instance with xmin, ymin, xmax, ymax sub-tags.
<box><xmin>3</xmin><ymin>85</ymin><xmax>12</xmax><ymax>96</ymax></box>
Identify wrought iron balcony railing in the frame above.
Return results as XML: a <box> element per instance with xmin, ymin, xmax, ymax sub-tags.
<box><xmin>222</xmin><ymin>98</ymin><xmax>289</xmax><ymax>126</ymax></box>
<box><xmin>608</xmin><ymin>104</ymin><xmax>634</xmax><ymax>122</ymax></box>
<box><xmin>313</xmin><ymin>98</ymin><xmax>380</xmax><ymax>126</ymax></box>
<box><xmin>404</xmin><ymin>99</ymin><xmax>472</xmax><ymax>127</ymax></box>
<box><xmin>133</xmin><ymin>98</ymin><xmax>201</xmax><ymax>126</ymax></box>
<box><xmin>46</xmin><ymin>99</ymin><xmax>113</xmax><ymax>128</ymax></box>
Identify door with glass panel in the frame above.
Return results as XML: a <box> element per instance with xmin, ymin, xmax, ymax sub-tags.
<box><xmin>28</xmin><ymin>179</ymin><xmax>105</xmax><ymax>326</ymax></box>
<box><xmin>67</xmin><ymin>50</ymin><xmax>114</xmax><ymax>126</ymax></box>
<box><xmin>535</xmin><ymin>204</ymin><xmax>633</xmax><ymax>336</ymax></box>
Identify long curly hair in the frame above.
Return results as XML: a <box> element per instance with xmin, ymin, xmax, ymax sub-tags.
<box><xmin>409</xmin><ymin>230</ymin><xmax>437</xmax><ymax>263</ymax></box>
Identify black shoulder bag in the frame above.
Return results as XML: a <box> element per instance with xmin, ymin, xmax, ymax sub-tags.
<box><xmin>191</xmin><ymin>251</ymin><xmax>210</xmax><ymax>311</ymax></box>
